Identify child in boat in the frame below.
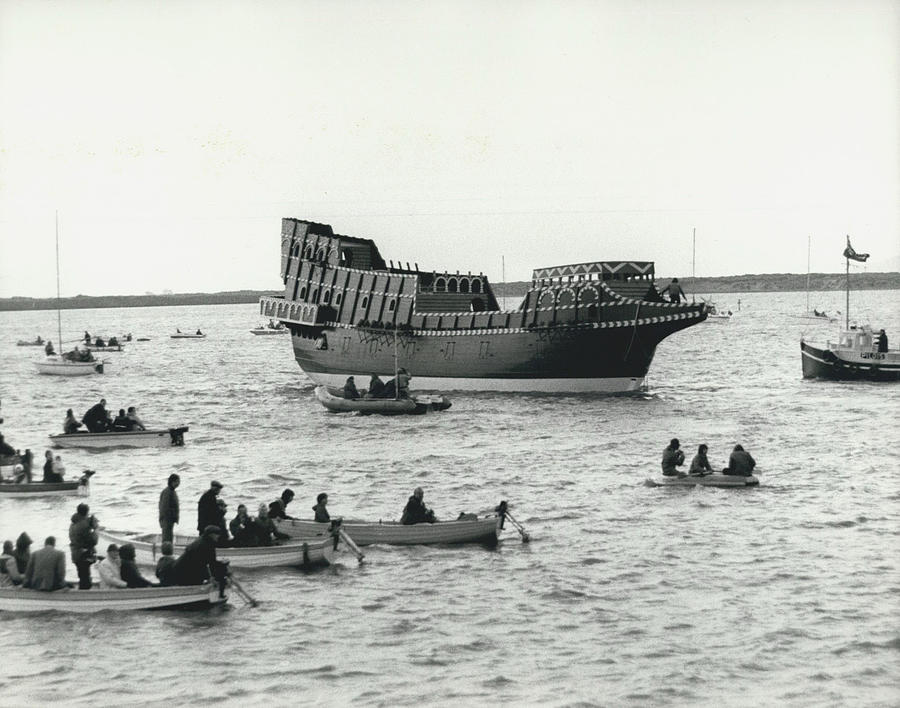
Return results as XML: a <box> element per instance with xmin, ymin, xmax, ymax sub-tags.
<box><xmin>689</xmin><ymin>444</ymin><xmax>712</xmax><ymax>476</ymax></box>
<box><xmin>312</xmin><ymin>493</ymin><xmax>330</xmax><ymax>523</ymax></box>
<box><xmin>155</xmin><ymin>542</ymin><xmax>177</xmax><ymax>586</ymax></box>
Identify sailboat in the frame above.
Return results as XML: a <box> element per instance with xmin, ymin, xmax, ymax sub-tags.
<box><xmin>800</xmin><ymin>237</ymin><xmax>898</xmax><ymax>381</ymax></box>
<box><xmin>795</xmin><ymin>236</ymin><xmax>836</xmax><ymax>322</ymax></box>
<box><xmin>34</xmin><ymin>213</ymin><xmax>104</xmax><ymax>376</ymax></box>
<box><xmin>691</xmin><ymin>228</ymin><xmax>732</xmax><ymax>322</ymax></box>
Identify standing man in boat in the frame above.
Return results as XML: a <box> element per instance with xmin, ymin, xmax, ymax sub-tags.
<box><xmin>172</xmin><ymin>525</ymin><xmax>228</xmax><ymax>597</ymax></box>
<box><xmin>663</xmin><ymin>277</ymin><xmax>686</xmax><ymax>303</ymax></box>
<box><xmin>159</xmin><ymin>474</ymin><xmax>181</xmax><ymax>544</ymax></box>
<box><xmin>661</xmin><ymin>438</ymin><xmax>686</xmax><ymax>476</ymax></box>
<box><xmin>876</xmin><ymin>329</ymin><xmax>889</xmax><ymax>353</ymax></box>
<box><xmin>82</xmin><ymin>398</ymin><xmax>110</xmax><ymax>433</ymax></box>
<box><xmin>68</xmin><ymin>503</ymin><xmax>98</xmax><ymax>590</ymax></box>
<box><xmin>197</xmin><ymin>480</ymin><xmax>224</xmax><ymax>535</ymax></box>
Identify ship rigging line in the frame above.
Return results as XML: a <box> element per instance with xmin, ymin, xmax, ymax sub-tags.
<box><xmin>623</xmin><ymin>302</ymin><xmax>642</xmax><ymax>362</ymax></box>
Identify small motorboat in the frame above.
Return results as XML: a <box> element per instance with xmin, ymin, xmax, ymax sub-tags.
<box><xmin>277</xmin><ymin>514</ymin><xmax>503</xmax><ymax>546</ymax></box>
<box><xmin>34</xmin><ymin>356</ymin><xmax>104</xmax><ymax>376</ymax></box>
<box><xmin>49</xmin><ymin>427</ymin><xmax>188</xmax><ymax>449</ymax></box>
<box><xmin>97</xmin><ymin>528</ymin><xmax>338</xmax><ymax>568</ymax></box>
<box><xmin>0</xmin><ymin>583</ymin><xmax>226</xmax><ymax>613</ymax></box>
<box><xmin>250</xmin><ymin>321</ymin><xmax>287</xmax><ymax>335</ymax></box>
<box><xmin>0</xmin><ymin>470</ymin><xmax>94</xmax><ymax>498</ymax></box>
<box><xmin>802</xmin><ymin>324</ymin><xmax>898</xmax><ymax>382</ymax></box>
<box><xmin>171</xmin><ymin>332</ymin><xmax>206</xmax><ymax>339</ymax></box>
<box><xmin>16</xmin><ymin>338</ymin><xmax>45</xmax><ymax>346</ymax></box>
<box><xmin>646</xmin><ymin>474</ymin><xmax>759</xmax><ymax>488</ymax></box>
<box><xmin>314</xmin><ymin>385</ymin><xmax>451</xmax><ymax>415</ymax></box>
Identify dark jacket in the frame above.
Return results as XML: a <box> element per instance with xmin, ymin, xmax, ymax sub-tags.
<box><xmin>197</xmin><ymin>489</ymin><xmax>220</xmax><ymax>534</ymax></box>
<box><xmin>14</xmin><ymin>532</ymin><xmax>32</xmax><ymax>573</ymax></box>
<box><xmin>120</xmin><ymin>558</ymin><xmax>152</xmax><ymax>588</ymax></box>
<box><xmin>43</xmin><ymin>459</ymin><xmax>62</xmax><ymax>483</ymax></box>
<box><xmin>268</xmin><ymin>498</ymin><xmax>293</xmax><ymax>520</ymax></box>
<box><xmin>172</xmin><ymin>536</ymin><xmax>218</xmax><ymax>585</ymax></box>
<box><xmin>229</xmin><ymin>513</ymin><xmax>253</xmax><ymax>546</ymax></box>
<box><xmin>661</xmin><ymin>446</ymin><xmax>685</xmax><ymax>475</ymax></box>
<box><xmin>155</xmin><ymin>556</ymin><xmax>177</xmax><ymax>586</ymax></box>
<box><xmin>159</xmin><ymin>485</ymin><xmax>180</xmax><ymax>525</ymax></box>
<box><xmin>401</xmin><ymin>496</ymin><xmax>434</xmax><ymax>525</ymax></box>
<box><xmin>68</xmin><ymin>512</ymin><xmax>97</xmax><ymax>564</ymax></box>
<box><xmin>250</xmin><ymin>516</ymin><xmax>288</xmax><ymax>546</ymax></box>
<box><xmin>728</xmin><ymin>450</ymin><xmax>757</xmax><ymax>476</ymax></box>
<box><xmin>312</xmin><ymin>503</ymin><xmax>330</xmax><ymax>523</ymax></box>
<box><xmin>24</xmin><ymin>545</ymin><xmax>67</xmax><ymax>591</ymax></box>
<box><xmin>82</xmin><ymin>403</ymin><xmax>108</xmax><ymax>432</ymax></box>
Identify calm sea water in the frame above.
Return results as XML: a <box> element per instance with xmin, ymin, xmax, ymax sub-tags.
<box><xmin>0</xmin><ymin>290</ymin><xmax>898</xmax><ymax>707</ymax></box>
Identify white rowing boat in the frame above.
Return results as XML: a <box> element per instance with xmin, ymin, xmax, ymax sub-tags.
<box><xmin>49</xmin><ymin>427</ymin><xmax>188</xmax><ymax>449</ymax></box>
<box><xmin>646</xmin><ymin>474</ymin><xmax>759</xmax><ymax>488</ymax></box>
<box><xmin>0</xmin><ymin>583</ymin><xmax>225</xmax><ymax>613</ymax></box>
<box><xmin>97</xmin><ymin>528</ymin><xmax>338</xmax><ymax>568</ymax></box>
<box><xmin>276</xmin><ymin>515</ymin><xmax>503</xmax><ymax>546</ymax></box>
<box><xmin>0</xmin><ymin>472</ymin><xmax>93</xmax><ymax>498</ymax></box>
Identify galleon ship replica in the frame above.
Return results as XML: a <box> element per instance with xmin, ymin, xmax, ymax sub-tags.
<box><xmin>259</xmin><ymin>219</ymin><xmax>707</xmax><ymax>393</ymax></box>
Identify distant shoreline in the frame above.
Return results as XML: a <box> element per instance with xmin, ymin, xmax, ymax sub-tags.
<box><xmin>1</xmin><ymin>273</ymin><xmax>897</xmax><ymax>312</ymax></box>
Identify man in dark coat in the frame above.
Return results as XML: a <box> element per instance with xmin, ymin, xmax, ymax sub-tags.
<box><xmin>172</xmin><ymin>526</ymin><xmax>227</xmax><ymax>596</ymax></box>
<box><xmin>197</xmin><ymin>480</ymin><xmax>224</xmax><ymax>534</ymax></box>
<box><xmin>68</xmin><ymin>503</ymin><xmax>98</xmax><ymax>589</ymax></box>
<box><xmin>82</xmin><ymin>398</ymin><xmax>109</xmax><ymax>433</ymax></box>
<box><xmin>661</xmin><ymin>438</ymin><xmax>685</xmax><ymax>476</ymax></box>
<box><xmin>159</xmin><ymin>473</ymin><xmax>180</xmax><ymax>543</ymax></box>
<box><xmin>725</xmin><ymin>444</ymin><xmax>757</xmax><ymax>476</ymax></box>
<box><xmin>401</xmin><ymin>487</ymin><xmax>436</xmax><ymax>525</ymax></box>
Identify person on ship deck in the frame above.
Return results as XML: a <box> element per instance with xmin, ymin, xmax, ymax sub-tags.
<box><xmin>44</xmin><ymin>340</ymin><xmax>55</xmax><ymax>356</ymax></box>
<box><xmin>877</xmin><ymin>329</ymin><xmax>889</xmax><ymax>353</ymax></box>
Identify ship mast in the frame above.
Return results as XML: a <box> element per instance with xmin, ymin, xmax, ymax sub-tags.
<box><xmin>845</xmin><ymin>245</ymin><xmax>850</xmax><ymax>330</ymax></box>
<box><xmin>806</xmin><ymin>235</ymin><xmax>811</xmax><ymax>316</ymax></box>
<box><xmin>55</xmin><ymin>210</ymin><xmax>62</xmax><ymax>350</ymax></box>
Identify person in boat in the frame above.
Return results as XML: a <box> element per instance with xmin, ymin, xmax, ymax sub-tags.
<box><xmin>172</xmin><ymin>525</ymin><xmax>229</xmax><ymax>597</ymax></box>
<box><xmin>724</xmin><ymin>444</ymin><xmax>756</xmax><ymax>476</ymax></box>
<box><xmin>229</xmin><ymin>504</ymin><xmax>254</xmax><ymax>547</ymax></box>
<box><xmin>64</xmin><ymin>408</ymin><xmax>85</xmax><ymax>434</ymax></box>
<box><xmin>125</xmin><ymin>333</ymin><xmax>132</xmax><ymax>342</ymax></box>
<box><xmin>94</xmin><ymin>336</ymin><xmax>106</xmax><ymax>347</ymax></box>
<box><xmin>44</xmin><ymin>340</ymin><xmax>55</xmax><ymax>356</ymax></box>
<box><xmin>251</xmin><ymin>504</ymin><xmax>290</xmax><ymax>546</ymax></box>
<box><xmin>13</xmin><ymin>532</ymin><xmax>32</xmax><ymax>575</ymax></box>
<box><xmin>877</xmin><ymin>329</ymin><xmax>888</xmax><ymax>353</ymax></box>
<box><xmin>42</xmin><ymin>450</ymin><xmax>63</xmax><ymax>483</ymax></box>
<box><xmin>197</xmin><ymin>481</ymin><xmax>225</xmax><ymax>535</ymax></box>
<box><xmin>343</xmin><ymin>376</ymin><xmax>360</xmax><ymax>400</ymax></box>
<box><xmin>23</xmin><ymin>536</ymin><xmax>67</xmax><ymax>591</ymax></box>
<box><xmin>111</xmin><ymin>408</ymin><xmax>129</xmax><ymax>431</ymax></box>
<box><xmin>268</xmin><ymin>488</ymin><xmax>296</xmax><ymax>520</ymax></box>
<box><xmin>126</xmin><ymin>406</ymin><xmax>146</xmax><ymax>431</ymax></box>
<box><xmin>159</xmin><ymin>473</ymin><xmax>181</xmax><ymax>544</ymax></box>
<box><xmin>401</xmin><ymin>487</ymin><xmax>436</xmax><ymax>525</ymax></box>
<box><xmin>69</xmin><ymin>503</ymin><xmax>99</xmax><ymax>590</ymax></box>
<box><xmin>108</xmin><ymin>336</ymin><xmax>119</xmax><ymax>347</ymax></box>
<box><xmin>661</xmin><ymin>438</ymin><xmax>686</xmax><ymax>476</ymax></box>
<box><xmin>0</xmin><ymin>540</ymin><xmax>23</xmax><ymax>587</ymax></box>
<box><xmin>118</xmin><ymin>543</ymin><xmax>154</xmax><ymax>588</ymax></box>
<box><xmin>366</xmin><ymin>374</ymin><xmax>386</xmax><ymax>399</ymax></box>
<box><xmin>54</xmin><ymin>455</ymin><xmax>66</xmax><ymax>480</ymax></box>
<box><xmin>213</xmin><ymin>498</ymin><xmax>231</xmax><ymax>546</ymax></box>
<box><xmin>0</xmin><ymin>434</ymin><xmax>15</xmax><ymax>458</ymax></box>
<box><xmin>155</xmin><ymin>542</ymin><xmax>177</xmax><ymax>586</ymax></box>
<box><xmin>82</xmin><ymin>398</ymin><xmax>110</xmax><ymax>433</ymax></box>
<box><xmin>83</xmin><ymin>331</ymin><xmax>91</xmax><ymax>344</ymax></box>
<box><xmin>663</xmin><ymin>277</ymin><xmax>686</xmax><ymax>303</ymax></box>
<box><xmin>196</xmin><ymin>329</ymin><xmax>203</xmax><ymax>335</ymax></box>
<box><xmin>97</xmin><ymin>544</ymin><xmax>128</xmax><ymax>589</ymax></box>
<box><xmin>176</xmin><ymin>328</ymin><xmax>181</xmax><ymax>333</ymax></box>
<box><xmin>689</xmin><ymin>444</ymin><xmax>713</xmax><ymax>476</ymax></box>
<box><xmin>14</xmin><ymin>449</ymin><xmax>33</xmax><ymax>483</ymax></box>
<box><xmin>312</xmin><ymin>493</ymin><xmax>330</xmax><ymax>523</ymax></box>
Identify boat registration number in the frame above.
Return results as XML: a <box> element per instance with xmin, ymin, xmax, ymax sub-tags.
<box><xmin>860</xmin><ymin>352</ymin><xmax>885</xmax><ymax>360</ymax></box>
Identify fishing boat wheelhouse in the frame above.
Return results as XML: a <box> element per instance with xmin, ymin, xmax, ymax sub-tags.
<box><xmin>260</xmin><ymin>219</ymin><xmax>707</xmax><ymax>393</ymax></box>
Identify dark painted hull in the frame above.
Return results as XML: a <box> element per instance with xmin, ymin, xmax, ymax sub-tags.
<box><xmin>801</xmin><ymin>341</ymin><xmax>900</xmax><ymax>382</ymax></box>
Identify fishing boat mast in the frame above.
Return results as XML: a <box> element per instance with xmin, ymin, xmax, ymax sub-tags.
<box><xmin>845</xmin><ymin>245</ymin><xmax>850</xmax><ymax>330</ymax></box>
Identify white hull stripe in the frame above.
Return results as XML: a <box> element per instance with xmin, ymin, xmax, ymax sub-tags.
<box><xmin>306</xmin><ymin>371</ymin><xmax>645</xmax><ymax>393</ymax></box>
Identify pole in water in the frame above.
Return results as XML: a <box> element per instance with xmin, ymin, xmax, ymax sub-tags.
<box><xmin>228</xmin><ymin>575</ymin><xmax>258</xmax><ymax>606</ymax></box>
<box><xmin>339</xmin><ymin>528</ymin><xmax>365</xmax><ymax>563</ymax></box>
<box><xmin>506</xmin><ymin>510</ymin><xmax>531</xmax><ymax>543</ymax></box>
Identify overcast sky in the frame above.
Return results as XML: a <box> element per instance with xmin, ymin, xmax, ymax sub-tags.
<box><xmin>1</xmin><ymin>0</ymin><xmax>897</xmax><ymax>298</ymax></box>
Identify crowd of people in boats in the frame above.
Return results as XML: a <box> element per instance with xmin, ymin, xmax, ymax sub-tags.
<box><xmin>660</xmin><ymin>438</ymin><xmax>757</xmax><ymax>477</ymax></box>
<box><xmin>64</xmin><ymin>398</ymin><xmax>146</xmax><ymax>434</ymax></box>
<box><xmin>341</xmin><ymin>369</ymin><xmax>412</xmax><ymax>400</ymax></box>
<box><xmin>82</xmin><ymin>331</ymin><xmax>129</xmax><ymax>348</ymax></box>
<box><xmin>0</xmin><ymin>438</ymin><xmax>76</xmax><ymax>485</ymax></box>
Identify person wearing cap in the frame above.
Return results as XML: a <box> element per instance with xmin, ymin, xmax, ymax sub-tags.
<box><xmin>661</xmin><ymin>438</ymin><xmax>685</xmax><ymax>477</ymax></box>
<box><xmin>159</xmin><ymin>474</ymin><xmax>180</xmax><ymax>543</ymax></box>
<box><xmin>172</xmin><ymin>525</ymin><xmax>228</xmax><ymax>596</ymax></box>
<box><xmin>197</xmin><ymin>481</ymin><xmax>224</xmax><ymax>535</ymax></box>
<box><xmin>268</xmin><ymin>489</ymin><xmax>296</xmax><ymax>521</ymax></box>
<box><xmin>312</xmin><ymin>493</ymin><xmax>330</xmax><ymax>523</ymax></box>
<box><xmin>69</xmin><ymin>503</ymin><xmax>98</xmax><ymax>590</ymax></box>
<box><xmin>97</xmin><ymin>544</ymin><xmax>127</xmax><ymax>589</ymax></box>
<box><xmin>401</xmin><ymin>487</ymin><xmax>436</xmax><ymax>525</ymax></box>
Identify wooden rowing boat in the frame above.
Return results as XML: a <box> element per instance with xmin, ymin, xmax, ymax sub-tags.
<box><xmin>647</xmin><ymin>474</ymin><xmax>759</xmax><ymax>488</ymax></box>
<box><xmin>0</xmin><ymin>470</ymin><xmax>93</xmax><ymax>497</ymax></box>
<box><xmin>97</xmin><ymin>528</ymin><xmax>337</xmax><ymax>568</ymax></box>
<box><xmin>49</xmin><ymin>427</ymin><xmax>188</xmax><ymax>449</ymax></box>
<box><xmin>314</xmin><ymin>385</ymin><xmax>451</xmax><ymax>415</ymax></box>
<box><xmin>276</xmin><ymin>514</ymin><xmax>502</xmax><ymax>546</ymax></box>
<box><xmin>0</xmin><ymin>583</ymin><xmax>225</xmax><ymax>613</ymax></box>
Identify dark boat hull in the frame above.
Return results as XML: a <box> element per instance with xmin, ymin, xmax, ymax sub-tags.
<box><xmin>801</xmin><ymin>341</ymin><xmax>900</xmax><ymax>382</ymax></box>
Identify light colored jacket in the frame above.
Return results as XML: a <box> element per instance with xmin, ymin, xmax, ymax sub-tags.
<box><xmin>97</xmin><ymin>556</ymin><xmax>127</xmax><ymax>588</ymax></box>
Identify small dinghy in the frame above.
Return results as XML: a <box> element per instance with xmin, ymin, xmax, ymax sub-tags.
<box><xmin>646</xmin><ymin>474</ymin><xmax>759</xmax><ymax>488</ymax></box>
<box><xmin>0</xmin><ymin>583</ymin><xmax>225</xmax><ymax>613</ymax></box>
<box><xmin>98</xmin><ymin>528</ymin><xmax>339</xmax><ymax>568</ymax></box>
<box><xmin>0</xmin><ymin>470</ymin><xmax>94</xmax><ymax>498</ymax></box>
<box><xmin>171</xmin><ymin>332</ymin><xmax>206</xmax><ymax>339</ymax></box>
<box><xmin>277</xmin><ymin>514</ymin><xmax>503</xmax><ymax>546</ymax></box>
<box><xmin>250</xmin><ymin>320</ymin><xmax>287</xmax><ymax>335</ymax></box>
<box><xmin>49</xmin><ymin>427</ymin><xmax>188</xmax><ymax>449</ymax></box>
<box><xmin>314</xmin><ymin>385</ymin><xmax>451</xmax><ymax>415</ymax></box>
<box><xmin>16</xmin><ymin>338</ymin><xmax>45</xmax><ymax>346</ymax></box>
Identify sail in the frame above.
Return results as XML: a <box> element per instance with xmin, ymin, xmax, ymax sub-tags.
<box><xmin>842</xmin><ymin>236</ymin><xmax>869</xmax><ymax>262</ymax></box>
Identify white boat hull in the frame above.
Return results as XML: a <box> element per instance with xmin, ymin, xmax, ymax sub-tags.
<box><xmin>97</xmin><ymin>528</ymin><xmax>337</xmax><ymax>568</ymax></box>
<box><xmin>0</xmin><ymin>479</ymin><xmax>90</xmax><ymax>497</ymax></box>
<box><xmin>34</xmin><ymin>357</ymin><xmax>104</xmax><ymax>376</ymax></box>
<box><xmin>277</xmin><ymin>516</ymin><xmax>502</xmax><ymax>546</ymax></box>
<box><xmin>0</xmin><ymin>584</ymin><xmax>224</xmax><ymax>612</ymax></box>
<box><xmin>250</xmin><ymin>328</ymin><xmax>287</xmax><ymax>335</ymax></box>
<box><xmin>49</xmin><ymin>427</ymin><xmax>188</xmax><ymax>449</ymax></box>
<box><xmin>647</xmin><ymin>474</ymin><xmax>759</xmax><ymax>488</ymax></box>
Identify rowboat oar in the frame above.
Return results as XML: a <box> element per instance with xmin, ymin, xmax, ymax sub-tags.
<box><xmin>228</xmin><ymin>574</ymin><xmax>258</xmax><ymax>607</ymax></box>
<box><xmin>505</xmin><ymin>510</ymin><xmax>531</xmax><ymax>543</ymax></box>
<box><xmin>338</xmin><ymin>528</ymin><xmax>365</xmax><ymax>563</ymax></box>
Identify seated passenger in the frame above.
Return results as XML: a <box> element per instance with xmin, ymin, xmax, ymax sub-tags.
<box><xmin>343</xmin><ymin>376</ymin><xmax>360</xmax><ymax>400</ymax></box>
<box><xmin>380</xmin><ymin>378</ymin><xmax>398</xmax><ymax>399</ymax></box>
<box><xmin>268</xmin><ymin>489</ymin><xmax>296</xmax><ymax>520</ymax></box>
<box><xmin>724</xmin><ymin>444</ymin><xmax>756</xmax><ymax>476</ymax></box>
<box><xmin>64</xmin><ymin>409</ymin><xmax>84</xmax><ymax>434</ymax></box>
<box><xmin>14</xmin><ymin>449</ymin><xmax>33</xmax><ymax>483</ymax></box>
<box><xmin>94</xmin><ymin>336</ymin><xmax>106</xmax><ymax>347</ymax></box>
<box><xmin>155</xmin><ymin>542</ymin><xmax>177</xmax><ymax>586</ymax></box>
<box><xmin>108</xmin><ymin>336</ymin><xmax>119</xmax><ymax>347</ymax></box>
<box><xmin>689</xmin><ymin>444</ymin><xmax>713</xmax><ymax>476</ymax></box>
<box><xmin>23</xmin><ymin>536</ymin><xmax>67</xmax><ymax>591</ymax></box>
<box><xmin>42</xmin><ymin>450</ymin><xmax>63</xmax><ymax>483</ymax></box>
<box><xmin>396</xmin><ymin>368</ymin><xmax>411</xmax><ymax>398</ymax></box>
<box><xmin>14</xmin><ymin>532</ymin><xmax>32</xmax><ymax>574</ymax></box>
<box><xmin>118</xmin><ymin>543</ymin><xmax>153</xmax><ymax>587</ymax></box>
<box><xmin>250</xmin><ymin>504</ymin><xmax>289</xmax><ymax>546</ymax></box>
<box><xmin>401</xmin><ymin>487</ymin><xmax>436</xmax><ymax>525</ymax></box>
<box><xmin>126</xmin><ymin>406</ymin><xmax>146</xmax><ymax>431</ymax></box>
<box><xmin>97</xmin><ymin>544</ymin><xmax>127</xmax><ymax>589</ymax></box>
<box><xmin>366</xmin><ymin>374</ymin><xmax>385</xmax><ymax>399</ymax></box>
<box><xmin>83</xmin><ymin>331</ymin><xmax>91</xmax><ymax>344</ymax></box>
<box><xmin>172</xmin><ymin>526</ymin><xmax>228</xmax><ymax>597</ymax></box>
<box><xmin>312</xmin><ymin>493</ymin><xmax>330</xmax><ymax>523</ymax></box>
<box><xmin>111</xmin><ymin>409</ymin><xmax>129</xmax><ymax>431</ymax></box>
<box><xmin>0</xmin><ymin>433</ymin><xmax>15</xmax><ymax>458</ymax></box>
<box><xmin>195</xmin><ymin>329</ymin><xmax>202</xmax><ymax>335</ymax></box>
<box><xmin>661</xmin><ymin>438</ymin><xmax>686</xmax><ymax>476</ymax></box>
<box><xmin>0</xmin><ymin>540</ymin><xmax>23</xmax><ymax>586</ymax></box>
<box><xmin>44</xmin><ymin>340</ymin><xmax>55</xmax><ymax>356</ymax></box>
<box><xmin>229</xmin><ymin>505</ymin><xmax>254</xmax><ymax>547</ymax></box>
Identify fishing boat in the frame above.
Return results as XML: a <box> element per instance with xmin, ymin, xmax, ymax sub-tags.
<box><xmin>277</xmin><ymin>514</ymin><xmax>502</xmax><ymax>545</ymax></box>
<box><xmin>0</xmin><ymin>583</ymin><xmax>225</xmax><ymax>613</ymax></box>
<box><xmin>0</xmin><ymin>470</ymin><xmax>94</xmax><ymax>498</ymax></box>
<box><xmin>171</xmin><ymin>331</ymin><xmax>206</xmax><ymax>339</ymax></box>
<box><xmin>258</xmin><ymin>218</ymin><xmax>707</xmax><ymax>393</ymax></box>
<box><xmin>801</xmin><ymin>237</ymin><xmax>898</xmax><ymax>381</ymax></box>
<box><xmin>646</xmin><ymin>474</ymin><xmax>759</xmax><ymax>488</ymax></box>
<box><xmin>314</xmin><ymin>385</ymin><xmax>451</xmax><ymax>415</ymax></box>
<box><xmin>97</xmin><ymin>528</ymin><xmax>338</xmax><ymax>568</ymax></box>
<box><xmin>49</xmin><ymin>427</ymin><xmax>188</xmax><ymax>449</ymax></box>
<box><xmin>250</xmin><ymin>320</ymin><xmax>288</xmax><ymax>335</ymax></box>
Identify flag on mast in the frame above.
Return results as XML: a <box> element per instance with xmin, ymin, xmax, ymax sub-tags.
<box><xmin>842</xmin><ymin>236</ymin><xmax>869</xmax><ymax>262</ymax></box>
